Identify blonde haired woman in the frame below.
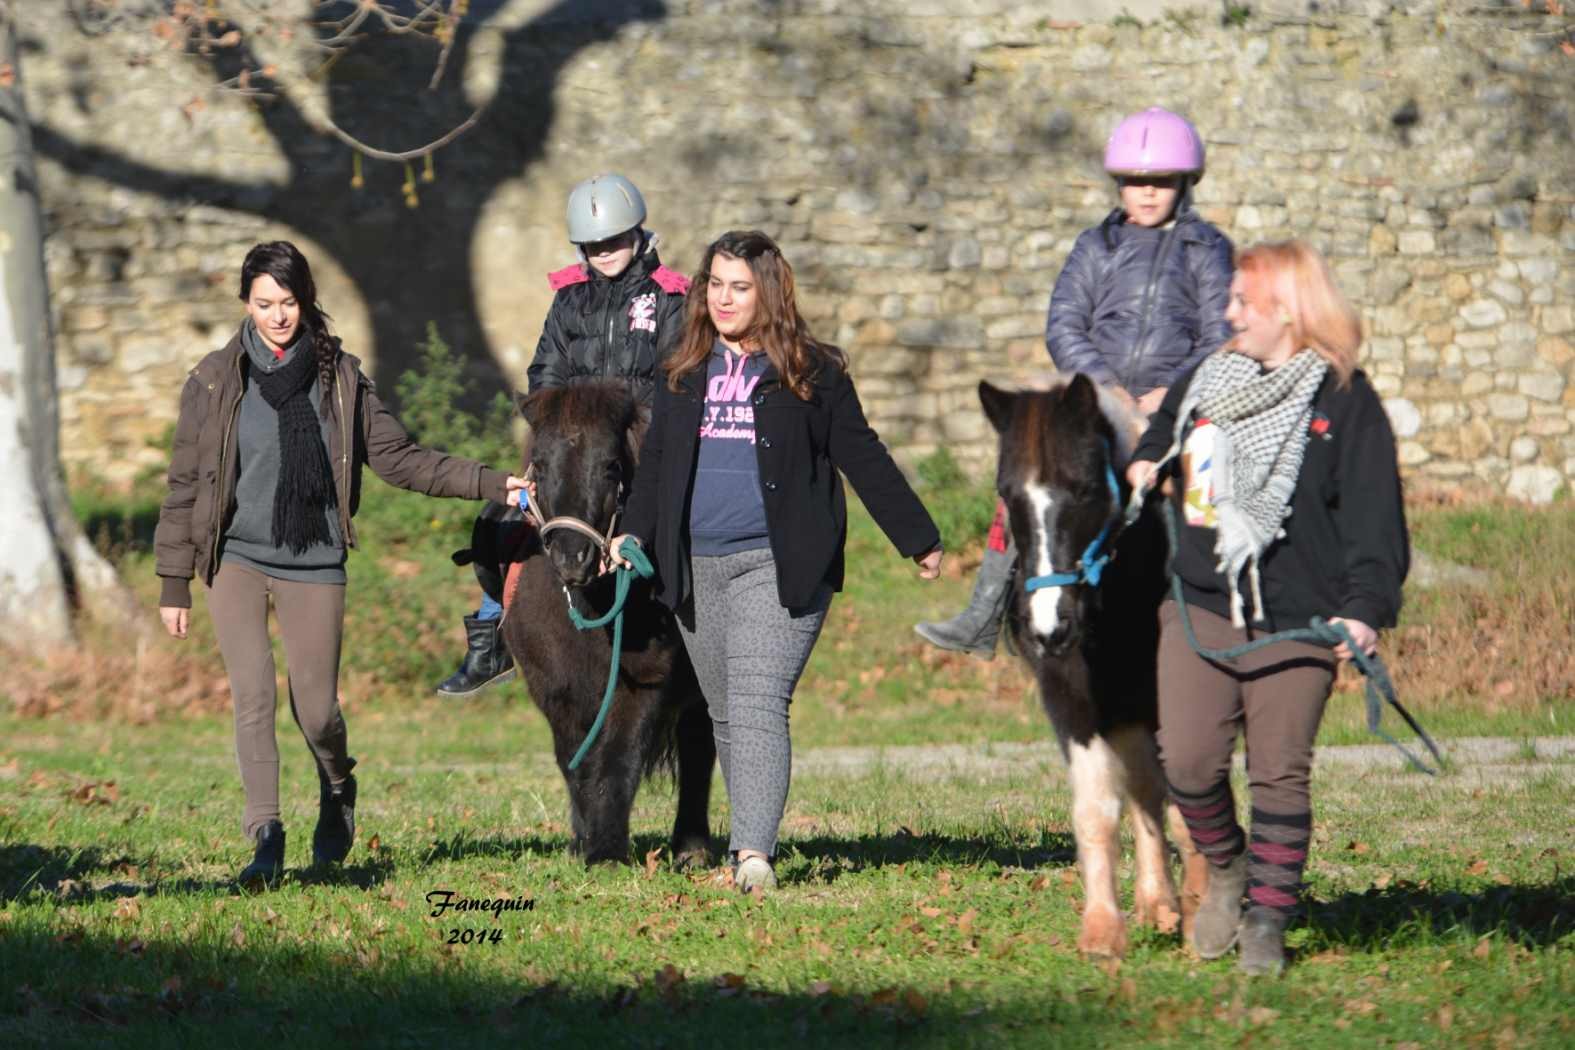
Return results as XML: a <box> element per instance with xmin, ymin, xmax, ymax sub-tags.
<box><xmin>1127</xmin><ymin>240</ymin><xmax>1409</xmax><ymax>974</ymax></box>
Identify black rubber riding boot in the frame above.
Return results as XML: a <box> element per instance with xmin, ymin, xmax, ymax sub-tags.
<box><xmin>1237</xmin><ymin>906</ymin><xmax>1289</xmax><ymax>977</ymax></box>
<box><xmin>435</xmin><ymin>615</ymin><xmax>516</xmax><ymax>697</ymax></box>
<box><xmin>313</xmin><ymin>758</ymin><xmax>357</xmax><ymax>866</ymax></box>
<box><xmin>238</xmin><ymin>821</ymin><xmax>286</xmax><ymax>886</ymax></box>
<box><xmin>914</xmin><ymin>543</ymin><xmax>1016</xmax><ymax>658</ymax></box>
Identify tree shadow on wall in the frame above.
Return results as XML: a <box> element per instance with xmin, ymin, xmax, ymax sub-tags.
<box><xmin>35</xmin><ymin>0</ymin><xmax>670</xmax><ymax>413</ymax></box>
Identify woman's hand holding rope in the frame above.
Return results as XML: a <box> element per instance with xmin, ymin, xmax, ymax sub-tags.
<box><xmin>1128</xmin><ymin>459</ymin><xmax>1379</xmax><ymax>664</ymax></box>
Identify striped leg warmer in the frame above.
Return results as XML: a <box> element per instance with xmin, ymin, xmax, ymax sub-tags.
<box><xmin>1246</xmin><ymin>807</ymin><xmax>1312</xmax><ymax>920</ymax></box>
<box><xmin>1169</xmin><ymin>778</ymin><xmax>1245</xmax><ymax>867</ymax></box>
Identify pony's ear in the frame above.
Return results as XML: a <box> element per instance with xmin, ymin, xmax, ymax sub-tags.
<box><xmin>979</xmin><ymin>381</ymin><xmax>1016</xmax><ymax>434</ymax></box>
<box><xmin>1062</xmin><ymin>373</ymin><xmax>1102</xmax><ymax>417</ymax></box>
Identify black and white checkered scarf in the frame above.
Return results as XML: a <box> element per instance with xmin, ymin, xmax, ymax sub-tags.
<box><xmin>1152</xmin><ymin>349</ymin><xmax>1328</xmax><ymax>625</ymax></box>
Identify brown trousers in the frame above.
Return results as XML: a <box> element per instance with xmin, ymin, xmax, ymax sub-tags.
<box><xmin>1155</xmin><ymin>599</ymin><xmax>1337</xmax><ymax>816</ymax></box>
<box><xmin>208</xmin><ymin>562</ymin><xmax>353</xmax><ymax>840</ymax></box>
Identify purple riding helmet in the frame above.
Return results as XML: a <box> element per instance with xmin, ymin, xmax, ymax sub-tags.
<box><xmin>1103</xmin><ymin>107</ymin><xmax>1205</xmax><ymax>181</ymax></box>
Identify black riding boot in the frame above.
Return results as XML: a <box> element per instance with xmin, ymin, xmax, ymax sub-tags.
<box><xmin>435</xmin><ymin>615</ymin><xmax>516</xmax><ymax>697</ymax></box>
<box><xmin>913</xmin><ymin>542</ymin><xmax>1016</xmax><ymax>658</ymax></box>
<box><xmin>238</xmin><ymin>820</ymin><xmax>286</xmax><ymax>886</ymax></box>
<box><xmin>313</xmin><ymin>758</ymin><xmax>357</xmax><ymax>866</ymax></box>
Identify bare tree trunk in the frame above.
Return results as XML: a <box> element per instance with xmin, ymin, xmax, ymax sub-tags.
<box><xmin>0</xmin><ymin>13</ymin><xmax>132</xmax><ymax>644</ymax></box>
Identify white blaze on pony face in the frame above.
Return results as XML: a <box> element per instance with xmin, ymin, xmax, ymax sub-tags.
<box><xmin>1024</xmin><ymin>483</ymin><xmax>1063</xmax><ymax>639</ymax></box>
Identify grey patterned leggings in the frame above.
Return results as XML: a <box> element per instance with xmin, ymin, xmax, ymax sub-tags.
<box><xmin>677</xmin><ymin>547</ymin><xmax>830</xmax><ymax>858</ymax></box>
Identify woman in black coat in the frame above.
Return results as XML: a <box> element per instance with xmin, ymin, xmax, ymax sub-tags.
<box><xmin>611</xmin><ymin>230</ymin><xmax>943</xmax><ymax>894</ymax></box>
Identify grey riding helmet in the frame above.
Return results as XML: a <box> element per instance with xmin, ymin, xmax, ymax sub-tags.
<box><xmin>566</xmin><ymin>174</ymin><xmax>647</xmax><ymax>244</ymax></box>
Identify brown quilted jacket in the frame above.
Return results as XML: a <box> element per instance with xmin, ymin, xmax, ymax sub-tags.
<box><xmin>154</xmin><ymin>332</ymin><xmax>509</xmax><ymax>607</ymax></box>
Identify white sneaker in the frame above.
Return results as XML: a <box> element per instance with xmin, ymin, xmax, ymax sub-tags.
<box><xmin>735</xmin><ymin>855</ymin><xmax>777</xmax><ymax>895</ymax></box>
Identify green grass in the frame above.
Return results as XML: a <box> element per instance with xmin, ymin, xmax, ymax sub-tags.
<box><xmin>1</xmin><ymin>706</ymin><xmax>1570</xmax><ymax>1047</ymax></box>
<box><xmin>2</xmin><ymin>476</ymin><xmax>1569</xmax><ymax>1044</ymax></box>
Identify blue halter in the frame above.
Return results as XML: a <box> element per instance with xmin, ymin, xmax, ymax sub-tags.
<box><xmin>1023</xmin><ymin>444</ymin><xmax>1123</xmax><ymax>593</ymax></box>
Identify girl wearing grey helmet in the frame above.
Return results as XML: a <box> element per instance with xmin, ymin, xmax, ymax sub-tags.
<box><xmin>435</xmin><ymin>174</ymin><xmax>691</xmax><ymax>698</ymax></box>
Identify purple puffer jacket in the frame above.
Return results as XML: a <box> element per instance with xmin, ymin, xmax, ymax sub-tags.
<box><xmin>1045</xmin><ymin>207</ymin><xmax>1234</xmax><ymax>396</ymax></box>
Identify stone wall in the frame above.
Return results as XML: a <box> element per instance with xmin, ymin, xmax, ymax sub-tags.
<box><xmin>29</xmin><ymin>1</ymin><xmax>1575</xmax><ymax>500</ymax></box>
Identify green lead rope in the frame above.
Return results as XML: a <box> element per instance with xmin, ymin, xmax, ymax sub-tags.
<box><xmin>1159</xmin><ymin>498</ymin><xmax>1446</xmax><ymax>776</ymax></box>
<box><xmin>564</xmin><ymin>539</ymin><xmax>656</xmax><ymax>771</ymax></box>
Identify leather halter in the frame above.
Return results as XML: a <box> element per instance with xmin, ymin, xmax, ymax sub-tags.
<box><xmin>526</xmin><ymin>464</ymin><xmax>623</xmax><ymax>563</ymax></box>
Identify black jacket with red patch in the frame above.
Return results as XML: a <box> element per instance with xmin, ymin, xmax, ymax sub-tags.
<box><xmin>524</xmin><ymin>245</ymin><xmax>689</xmax><ymax>407</ymax></box>
<box><xmin>1134</xmin><ymin>362</ymin><xmax>1410</xmax><ymax>633</ymax></box>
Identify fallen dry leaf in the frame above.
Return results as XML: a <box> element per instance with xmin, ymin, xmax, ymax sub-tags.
<box><xmin>652</xmin><ymin>964</ymin><xmax>684</xmax><ymax>994</ymax></box>
<box><xmin>113</xmin><ymin>897</ymin><xmax>141</xmax><ymax>922</ymax></box>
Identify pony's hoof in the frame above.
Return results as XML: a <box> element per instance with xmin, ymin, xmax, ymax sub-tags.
<box><xmin>1134</xmin><ymin>892</ymin><xmax>1183</xmax><ymax>935</ymax></box>
<box><xmin>671</xmin><ymin>843</ymin><xmax>712</xmax><ymax>872</ymax></box>
<box><xmin>1077</xmin><ymin>907</ymin><xmax>1129</xmax><ymax>959</ymax></box>
<box><xmin>581</xmin><ymin>848</ymin><xmax>632</xmax><ymax>867</ymax></box>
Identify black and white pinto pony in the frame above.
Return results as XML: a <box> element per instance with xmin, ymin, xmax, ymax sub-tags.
<box><xmin>980</xmin><ymin>374</ymin><xmax>1206</xmax><ymax>959</ymax></box>
<box><xmin>499</xmin><ymin>381</ymin><xmax>715</xmax><ymax>867</ymax></box>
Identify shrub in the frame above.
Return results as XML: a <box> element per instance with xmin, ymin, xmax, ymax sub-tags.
<box><xmin>912</xmin><ymin>448</ymin><xmax>998</xmax><ymax>554</ymax></box>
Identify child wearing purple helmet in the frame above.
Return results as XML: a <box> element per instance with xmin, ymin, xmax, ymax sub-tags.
<box><xmin>917</xmin><ymin>107</ymin><xmax>1233</xmax><ymax>657</ymax></box>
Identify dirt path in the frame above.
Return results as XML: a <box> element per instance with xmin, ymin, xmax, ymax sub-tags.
<box><xmin>792</xmin><ymin>735</ymin><xmax>1575</xmax><ymax>781</ymax></box>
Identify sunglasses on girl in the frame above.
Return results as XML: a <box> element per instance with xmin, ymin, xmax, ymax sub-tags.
<box><xmin>1117</xmin><ymin>175</ymin><xmax>1183</xmax><ymax>190</ymax></box>
<box><xmin>580</xmin><ymin>231</ymin><xmax>637</xmax><ymax>256</ymax></box>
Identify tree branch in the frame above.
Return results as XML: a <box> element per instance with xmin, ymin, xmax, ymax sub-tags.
<box><xmin>318</xmin><ymin>104</ymin><xmax>484</xmax><ymax>163</ymax></box>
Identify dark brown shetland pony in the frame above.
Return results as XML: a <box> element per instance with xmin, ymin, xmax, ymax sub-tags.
<box><xmin>980</xmin><ymin>374</ymin><xmax>1206</xmax><ymax>959</ymax></box>
<box><xmin>500</xmin><ymin>381</ymin><xmax>714</xmax><ymax>866</ymax></box>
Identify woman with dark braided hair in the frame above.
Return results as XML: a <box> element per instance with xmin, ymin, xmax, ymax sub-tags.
<box><xmin>154</xmin><ymin>241</ymin><xmax>526</xmax><ymax>885</ymax></box>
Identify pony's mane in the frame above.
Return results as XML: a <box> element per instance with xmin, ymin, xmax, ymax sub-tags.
<box><xmin>1038</xmin><ymin>375</ymin><xmax>1146</xmax><ymax>468</ymax></box>
<box><xmin>523</xmin><ymin>380</ymin><xmax>640</xmax><ymax>435</ymax></box>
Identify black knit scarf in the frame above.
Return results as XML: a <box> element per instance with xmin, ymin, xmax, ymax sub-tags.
<box><xmin>248</xmin><ymin>326</ymin><xmax>339</xmax><ymax>553</ymax></box>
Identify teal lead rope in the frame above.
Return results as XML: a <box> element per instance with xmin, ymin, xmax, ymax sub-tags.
<box><xmin>1158</xmin><ymin>497</ymin><xmax>1446</xmax><ymax>775</ymax></box>
<box><xmin>564</xmin><ymin>539</ymin><xmax>655</xmax><ymax>771</ymax></box>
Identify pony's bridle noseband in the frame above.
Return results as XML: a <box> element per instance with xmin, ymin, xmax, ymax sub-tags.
<box><xmin>526</xmin><ymin>463</ymin><xmax>624</xmax><ymax>575</ymax></box>
<box><xmin>1023</xmin><ymin>439</ymin><xmax>1134</xmax><ymax>593</ymax></box>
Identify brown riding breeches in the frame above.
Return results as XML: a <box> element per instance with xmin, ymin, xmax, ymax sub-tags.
<box><xmin>208</xmin><ymin>562</ymin><xmax>354</xmax><ymax>840</ymax></box>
